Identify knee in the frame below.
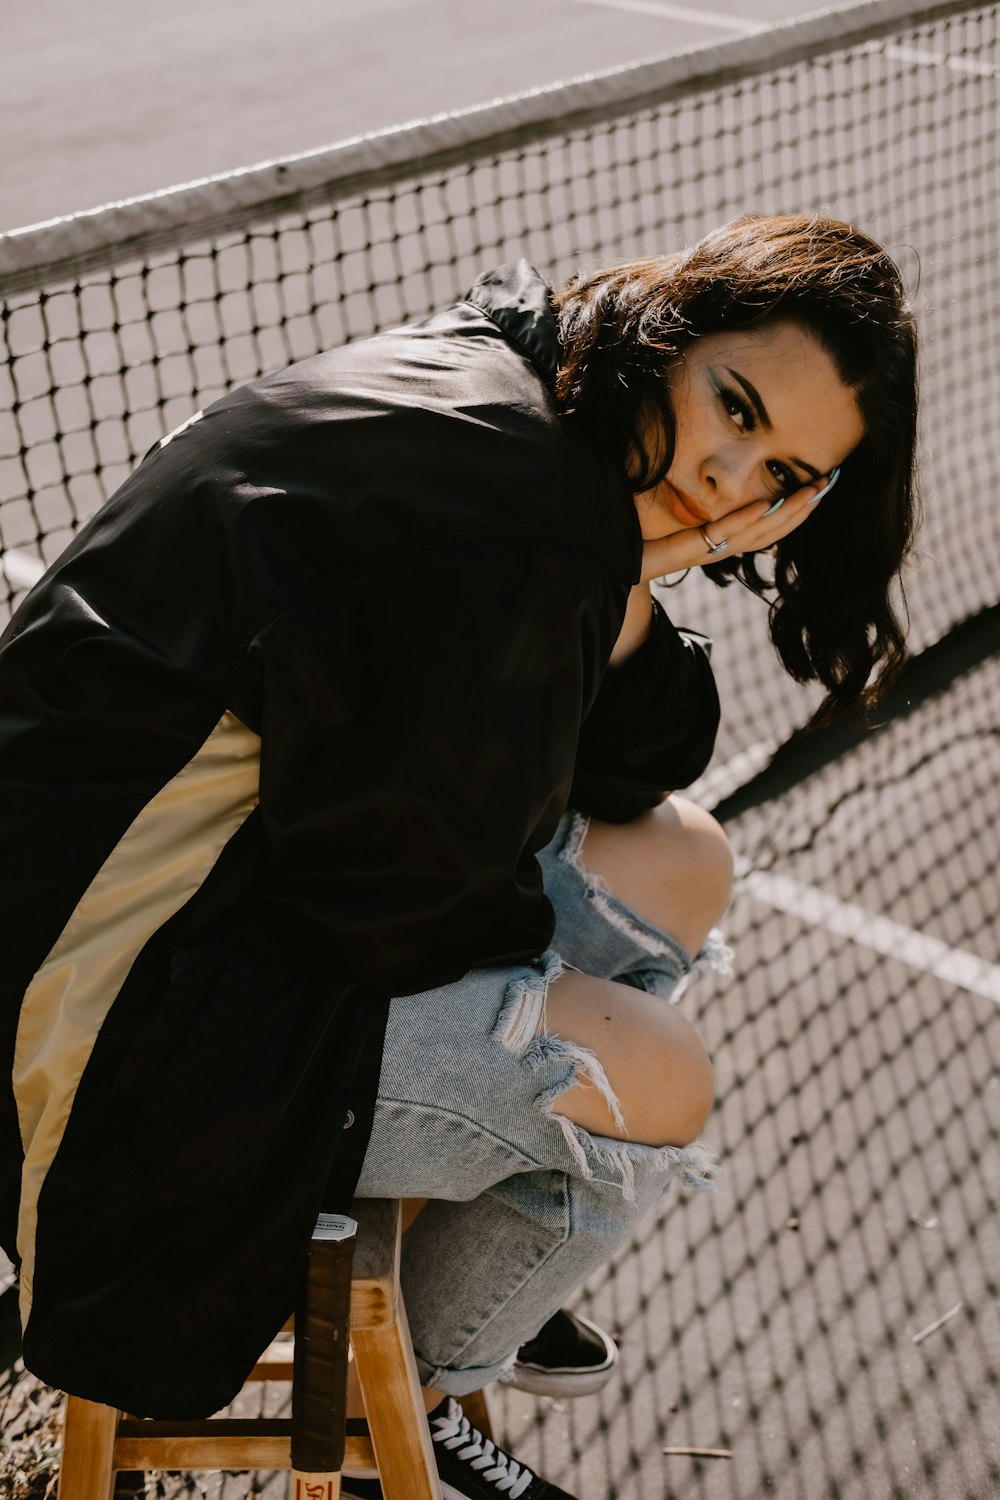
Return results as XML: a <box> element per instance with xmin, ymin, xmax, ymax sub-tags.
<box><xmin>627</xmin><ymin>1004</ymin><xmax>715</xmax><ymax>1148</ymax></box>
<box><xmin>546</xmin><ymin>972</ymin><xmax>715</xmax><ymax>1150</ymax></box>
<box><xmin>651</xmin><ymin>797</ymin><xmax>734</xmax><ymax>935</ymax></box>
<box><xmin>579</xmin><ymin>797</ymin><xmax>734</xmax><ymax>960</ymax></box>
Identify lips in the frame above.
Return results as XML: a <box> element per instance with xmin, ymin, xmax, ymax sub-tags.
<box><xmin>662</xmin><ymin>480</ymin><xmax>711</xmax><ymax>529</ymax></box>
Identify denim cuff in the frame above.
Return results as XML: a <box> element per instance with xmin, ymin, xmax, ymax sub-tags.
<box><xmin>414</xmin><ymin>1348</ymin><xmax>519</xmax><ymax>1395</ymax></box>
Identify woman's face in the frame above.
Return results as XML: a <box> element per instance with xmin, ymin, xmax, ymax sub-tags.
<box><xmin>636</xmin><ymin>319</ymin><xmax>866</xmax><ymax>540</ymax></box>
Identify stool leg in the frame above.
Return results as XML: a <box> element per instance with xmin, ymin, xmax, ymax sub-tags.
<box><xmin>58</xmin><ymin>1396</ymin><xmax>119</xmax><ymax>1500</ymax></box>
<box><xmin>292</xmin><ymin>1213</ymin><xmax>358</xmax><ymax>1499</ymax></box>
<box><xmin>352</xmin><ymin>1301</ymin><xmax>440</xmax><ymax>1500</ymax></box>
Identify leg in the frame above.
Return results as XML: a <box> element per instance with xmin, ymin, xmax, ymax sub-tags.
<box><xmin>573</xmin><ymin>795</ymin><xmax>734</xmax><ymax>962</ymax></box>
<box><xmin>545</xmin><ymin>968</ymin><xmax>714</xmax><ymax>1148</ymax></box>
<box><xmin>542</xmin><ymin>795</ymin><xmax>731</xmax><ymax>1144</ymax></box>
<box><xmin>354</xmin><ymin>799</ymin><xmax>731</xmax><ymax>1395</ymax></box>
<box><xmin>395</xmin><ymin>1001</ymin><xmax>717</xmax><ymax>1397</ymax></box>
<box><xmin>502</xmin><ymin>801</ymin><xmax>732</xmax><ymax>1398</ymax></box>
<box><xmin>537</xmin><ymin>796</ymin><xmax>734</xmax><ymax>1002</ymax></box>
<box><xmin>359</xmin><ymin>954</ymin><xmax>717</xmax><ymax>1395</ymax></box>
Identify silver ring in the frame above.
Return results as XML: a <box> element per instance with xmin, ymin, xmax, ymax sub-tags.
<box><xmin>700</xmin><ymin>524</ymin><xmax>729</xmax><ymax>555</ymax></box>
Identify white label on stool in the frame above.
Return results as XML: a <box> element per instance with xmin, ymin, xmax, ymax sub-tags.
<box><xmin>313</xmin><ymin>1213</ymin><xmax>358</xmax><ymax>1240</ymax></box>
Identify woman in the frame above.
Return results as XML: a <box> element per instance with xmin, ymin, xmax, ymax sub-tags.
<box><xmin>0</xmin><ymin>214</ymin><xmax>917</xmax><ymax>1497</ymax></box>
<box><xmin>342</xmin><ymin>216</ymin><xmax>918</xmax><ymax>1497</ymax></box>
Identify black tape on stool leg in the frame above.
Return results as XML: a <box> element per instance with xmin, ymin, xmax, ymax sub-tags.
<box><xmin>291</xmin><ymin>1212</ymin><xmax>358</xmax><ymax>1492</ymax></box>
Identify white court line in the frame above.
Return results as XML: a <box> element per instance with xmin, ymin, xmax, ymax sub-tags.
<box><xmin>570</xmin><ymin>0</ymin><xmax>998</xmax><ymax>76</ymax></box>
<box><xmin>738</xmin><ymin>861</ymin><xmax>1000</xmax><ymax>1006</ymax></box>
<box><xmin>882</xmin><ymin>42</ymin><xmax>998</xmax><ymax>77</ymax></box>
<box><xmin>570</xmin><ymin>0</ymin><xmax>761</xmax><ymax>34</ymax></box>
<box><xmin>687</xmin><ymin>739</ymin><xmax>777</xmax><ymax>809</ymax></box>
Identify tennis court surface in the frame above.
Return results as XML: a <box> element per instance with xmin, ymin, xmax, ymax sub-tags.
<box><xmin>1</xmin><ymin>0</ymin><xmax>998</xmax><ymax>1492</ymax></box>
<box><xmin>488</xmin><ymin>631</ymin><xmax>1000</xmax><ymax>1500</ymax></box>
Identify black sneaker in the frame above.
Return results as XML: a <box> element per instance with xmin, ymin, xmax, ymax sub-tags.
<box><xmin>508</xmin><ymin>1308</ymin><xmax>618</xmax><ymax>1397</ymax></box>
<box><xmin>343</xmin><ymin>1395</ymin><xmax>579</xmax><ymax>1499</ymax></box>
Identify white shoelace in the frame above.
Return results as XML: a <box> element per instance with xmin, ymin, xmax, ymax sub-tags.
<box><xmin>432</xmin><ymin>1400</ymin><xmax>537</xmax><ymax>1498</ymax></box>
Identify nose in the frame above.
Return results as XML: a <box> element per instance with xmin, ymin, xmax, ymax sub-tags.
<box><xmin>704</xmin><ymin>452</ymin><xmax>757</xmax><ymax>512</ymax></box>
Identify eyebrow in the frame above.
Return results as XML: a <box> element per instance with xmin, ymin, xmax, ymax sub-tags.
<box><xmin>725</xmin><ymin>367</ymin><xmax>822</xmax><ymax>481</ymax></box>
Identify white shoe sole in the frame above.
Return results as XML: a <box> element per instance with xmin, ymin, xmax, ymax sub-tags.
<box><xmin>507</xmin><ymin>1313</ymin><xmax>618</xmax><ymax>1397</ymax></box>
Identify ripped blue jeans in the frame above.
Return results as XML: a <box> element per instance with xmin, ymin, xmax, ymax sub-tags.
<box><xmin>354</xmin><ymin>808</ymin><xmax>731</xmax><ymax>1395</ymax></box>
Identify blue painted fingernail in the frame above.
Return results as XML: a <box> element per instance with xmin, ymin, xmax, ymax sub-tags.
<box><xmin>808</xmin><ymin>466</ymin><xmax>841</xmax><ymax>505</ymax></box>
<box><xmin>762</xmin><ymin>496</ymin><xmax>786</xmax><ymax>517</ymax></box>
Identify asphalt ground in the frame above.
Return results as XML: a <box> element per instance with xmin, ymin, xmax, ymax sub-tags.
<box><xmin>491</xmin><ymin>646</ymin><xmax>1000</xmax><ymax>1500</ymax></box>
<box><xmin>3</xmin><ymin>0</ymin><xmax>860</xmax><ymax>232</ymax></box>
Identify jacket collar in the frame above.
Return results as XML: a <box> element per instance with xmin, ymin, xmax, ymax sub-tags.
<box><xmin>466</xmin><ymin>261</ymin><xmax>642</xmax><ymax>586</ymax></box>
<box><xmin>465</xmin><ymin>260</ymin><xmax>560</xmax><ymax>387</ymax></box>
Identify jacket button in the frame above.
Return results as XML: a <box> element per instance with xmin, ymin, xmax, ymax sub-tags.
<box><xmin>343</xmin><ymin>1110</ymin><xmax>355</xmax><ymax>1129</ymax></box>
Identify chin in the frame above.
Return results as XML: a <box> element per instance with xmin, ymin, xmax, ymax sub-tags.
<box><xmin>638</xmin><ymin>498</ymin><xmax>686</xmax><ymax>542</ymax></box>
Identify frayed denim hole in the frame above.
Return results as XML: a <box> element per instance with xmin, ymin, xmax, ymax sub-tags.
<box><xmin>491</xmin><ymin>949</ymin><xmax>564</xmax><ymax>1053</ymax></box>
<box><xmin>525</xmin><ymin>1033</ymin><xmax>723</xmax><ymax>1203</ymax></box>
<box><xmin>539</xmin><ymin>1052</ymin><xmax>722</xmax><ymax>1204</ymax></box>
<box><xmin>692</xmin><ymin>926</ymin><xmax>735</xmax><ymax>978</ymax></box>
<box><xmin>555</xmin><ymin>814</ymin><xmax>697</xmax><ymax>974</ymax></box>
<box><xmin>555</xmin><ymin>807</ymin><xmax>591</xmax><ymax>871</ymax></box>
<box><xmin>562</xmin><ymin>1124</ymin><xmax>722</xmax><ymax>1202</ymax></box>
<box><xmin>616</xmin><ymin>967</ymin><xmax>687</xmax><ymax>1004</ymax></box>
<box><xmin>524</xmin><ymin>1032</ymin><xmax>711</xmax><ymax>1206</ymax></box>
<box><xmin>516</xmin><ymin>1030</ymin><xmax>631</xmax><ymax>1193</ymax></box>
<box><xmin>583</xmin><ymin>885</ymin><xmax>694</xmax><ymax>970</ymax></box>
<box><xmin>671</xmin><ymin>926</ymin><xmax>735</xmax><ymax>1002</ymax></box>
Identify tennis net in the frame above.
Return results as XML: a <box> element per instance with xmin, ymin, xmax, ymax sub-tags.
<box><xmin>1</xmin><ymin>0</ymin><xmax>998</xmax><ymax>786</ymax></box>
<box><xmin>1</xmin><ymin>2</ymin><xmax>998</xmax><ymax>1495</ymax></box>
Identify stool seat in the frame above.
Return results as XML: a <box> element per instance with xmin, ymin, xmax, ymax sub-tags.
<box><xmin>56</xmin><ymin>1199</ymin><xmax>493</xmax><ymax>1500</ymax></box>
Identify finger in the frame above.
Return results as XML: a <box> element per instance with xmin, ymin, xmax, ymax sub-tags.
<box><xmin>699</xmin><ymin>469</ymin><xmax>838</xmax><ymax>562</ymax></box>
<box><xmin>640</xmin><ymin>523</ymin><xmax>738</xmax><ymax>580</ymax></box>
<box><xmin>759</xmin><ymin>466</ymin><xmax>841</xmax><ymax>522</ymax></box>
<box><xmin>699</xmin><ymin>485</ymin><xmax>808</xmax><ymax>545</ymax></box>
<box><xmin>641</xmin><ymin>467</ymin><xmax>841</xmax><ymax>578</ymax></box>
<box><xmin>727</xmin><ymin>467</ymin><xmax>840</xmax><ymax>549</ymax></box>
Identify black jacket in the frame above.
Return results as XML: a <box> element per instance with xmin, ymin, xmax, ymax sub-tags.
<box><xmin>0</xmin><ymin>261</ymin><xmax>718</xmax><ymax>1417</ymax></box>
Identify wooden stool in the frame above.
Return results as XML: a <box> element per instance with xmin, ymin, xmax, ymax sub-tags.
<box><xmin>57</xmin><ymin>1198</ymin><xmax>494</xmax><ymax>1499</ymax></box>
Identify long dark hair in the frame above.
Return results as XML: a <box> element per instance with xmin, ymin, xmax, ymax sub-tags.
<box><xmin>552</xmin><ymin>214</ymin><xmax>920</xmax><ymax>724</ymax></box>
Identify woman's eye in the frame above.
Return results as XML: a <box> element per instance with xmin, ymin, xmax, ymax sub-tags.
<box><xmin>713</xmin><ymin>377</ymin><xmax>752</xmax><ymax>430</ymax></box>
<box><xmin>720</xmin><ymin>389</ymin><xmax>748</xmax><ymax>428</ymax></box>
<box><xmin>766</xmin><ymin>460</ymin><xmax>797</xmax><ymax>495</ymax></box>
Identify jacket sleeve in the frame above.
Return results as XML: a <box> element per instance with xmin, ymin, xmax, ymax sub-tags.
<box><xmin>569</xmin><ymin>595</ymin><xmax>720</xmax><ymax>823</ymax></box>
<box><xmin>252</xmin><ymin>535</ymin><xmax>605</xmax><ymax>998</ymax></box>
